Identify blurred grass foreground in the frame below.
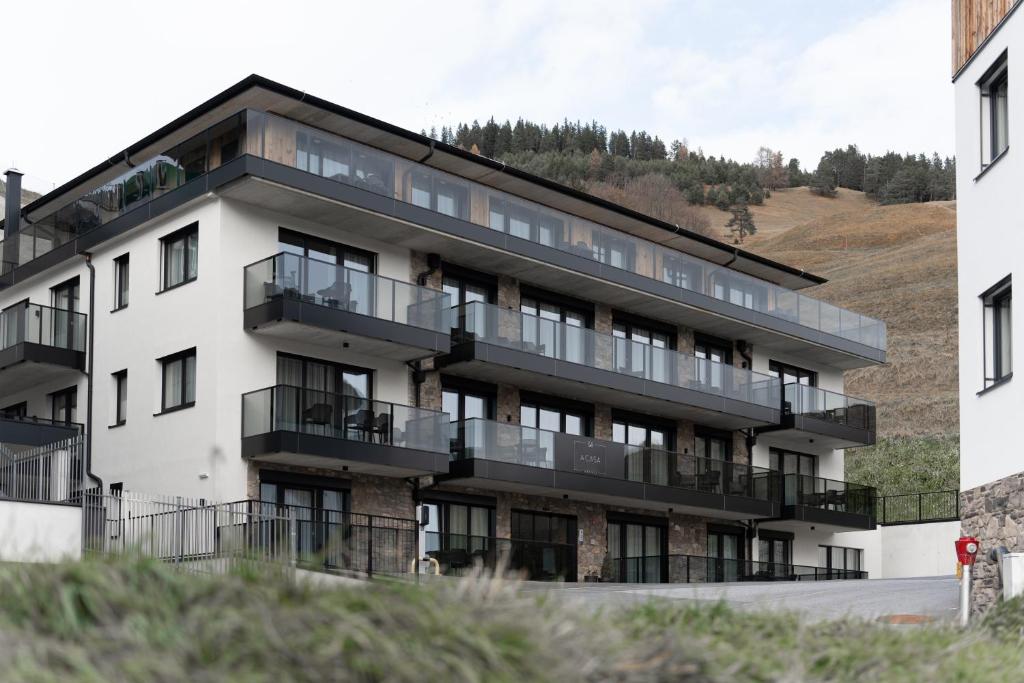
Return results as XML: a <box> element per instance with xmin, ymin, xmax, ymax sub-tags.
<box><xmin>0</xmin><ymin>558</ymin><xmax>1022</xmax><ymax>682</ymax></box>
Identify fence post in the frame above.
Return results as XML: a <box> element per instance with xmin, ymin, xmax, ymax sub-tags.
<box><xmin>918</xmin><ymin>494</ymin><xmax>922</xmax><ymax>524</ymax></box>
<box><xmin>288</xmin><ymin>509</ymin><xmax>298</xmax><ymax>568</ymax></box>
<box><xmin>367</xmin><ymin>515</ymin><xmax>374</xmax><ymax>579</ymax></box>
<box><xmin>882</xmin><ymin>496</ymin><xmax>887</xmax><ymax>525</ymax></box>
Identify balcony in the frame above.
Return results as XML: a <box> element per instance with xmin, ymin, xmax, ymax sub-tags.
<box><xmin>241</xmin><ymin>385</ymin><xmax>450</xmax><ymax>475</ymax></box>
<box><xmin>243</xmin><ymin>253</ymin><xmax>450</xmax><ymax>360</ymax></box>
<box><xmin>758</xmin><ymin>384</ymin><xmax>876</xmax><ymax>448</ymax></box>
<box><xmin>437</xmin><ymin>302</ymin><xmax>780</xmax><ymax>429</ymax></box>
<box><xmin>0</xmin><ymin>303</ymin><xmax>86</xmax><ymax>396</ymax></box>
<box><xmin>776</xmin><ymin>474</ymin><xmax>877</xmax><ymax>531</ymax></box>
<box><xmin>444</xmin><ymin>418</ymin><xmax>780</xmax><ymax>519</ymax></box>
<box><xmin>423</xmin><ymin>531</ymin><xmax>577</xmax><ymax>581</ymax></box>
<box><xmin>7</xmin><ymin>107</ymin><xmax>885</xmax><ymax>367</ymax></box>
<box><xmin>0</xmin><ymin>415</ymin><xmax>81</xmax><ymax>451</ymax></box>
<box><xmin>606</xmin><ymin>554</ymin><xmax>867</xmax><ymax>583</ymax></box>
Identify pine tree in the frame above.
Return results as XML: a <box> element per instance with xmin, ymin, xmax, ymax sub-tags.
<box><xmin>809</xmin><ymin>158</ymin><xmax>838</xmax><ymax>198</ymax></box>
<box><xmin>726</xmin><ymin>203</ymin><xmax>757</xmax><ymax>243</ymax></box>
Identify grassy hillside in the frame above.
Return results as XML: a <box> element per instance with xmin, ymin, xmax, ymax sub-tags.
<box><xmin>2</xmin><ymin>559</ymin><xmax>1022</xmax><ymax>682</ymax></box>
<box><xmin>741</xmin><ymin>188</ymin><xmax>958</xmax><ymax>438</ymax></box>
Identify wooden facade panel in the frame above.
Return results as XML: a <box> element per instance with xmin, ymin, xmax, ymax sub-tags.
<box><xmin>952</xmin><ymin>0</ymin><xmax>1018</xmax><ymax>76</ymax></box>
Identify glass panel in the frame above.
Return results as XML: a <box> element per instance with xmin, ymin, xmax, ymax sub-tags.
<box><xmin>163</xmin><ymin>359</ymin><xmax>182</xmax><ymax>408</ymax></box>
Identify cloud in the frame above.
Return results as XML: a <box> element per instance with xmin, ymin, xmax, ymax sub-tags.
<box><xmin>5</xmin><ymin>0</ymin><xmax>952</xmax><ymax>192</ymax></box>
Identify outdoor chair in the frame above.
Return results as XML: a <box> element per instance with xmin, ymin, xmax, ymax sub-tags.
<box><xmin>302</xmin><ymin>403</ymin><xmax>333</xmax><ymax>427</ymax></box>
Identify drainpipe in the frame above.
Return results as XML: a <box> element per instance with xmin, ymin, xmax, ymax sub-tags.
<box><xmin>82</xmin><ymin>254</ymin><xmax>103</xmax><ymax>494</ymax></box>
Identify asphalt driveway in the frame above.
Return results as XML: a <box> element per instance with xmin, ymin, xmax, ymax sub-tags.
<box><xmin>519</xmin><ymin>576</ymin><xmax>960</xmax><ymax>623</ymax></box>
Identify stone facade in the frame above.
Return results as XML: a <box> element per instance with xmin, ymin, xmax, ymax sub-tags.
<box><xmin>497</xmin><ymin>384</ymin><xmax>521</xmax><ymax>424</ymax></box>
<box><xmin>960</xmin><ymin>471</ymin><xmax>1024</xmax><ymax>613</ymax></box>
<box><xmin>350</xmin><ymin>474</ymin><xmax>416</xmax><ymax>519</ymax></box>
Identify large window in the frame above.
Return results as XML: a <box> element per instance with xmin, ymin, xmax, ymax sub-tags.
<box><xmin>979</xmin><ymin>51</ymin><xmax>1009</xmax><ymax>169</ymax></box>
<box><xmin>161</xmin><ymin>224</ymin><xmax>198</xmax><ymax>290</ymax></box>
<box><xmin>51</xmin><ymin>277</ymin><xmax>80</xmax><ymax>350</ymax></box>
<box><xmin>420</xmin><ymin>497</ymin><xmax>495</xmax><ymax>561</ymax></box>
<box><xmin>819</xmin><ymin>545</ymin><xmax>863</xmax><ymax>575</ymax></box>
<box><xmin>511</xmin><ymin>509</ymin><xmax>578</xmax><ymax>581</ymax></box>
<box><xmin>982</xmin><ymin>275</ymin><xmax>1012</xmax><ymax>390</ymax></box>
<box><xmin>259</xmin><ymin>474</ymin><xmax>350</xmax><ymax>565</ymax></box>
<box><xmin>160</xmin><ymin>348</ymin><xmax>196</xmax><ymax>412</ymax></box>
<box><xmin>695</xmin><ymin>335</ymin><xmax>733</xmax><ymax>390</ymax></box>
<box><xmin>1</xmin><ymin>402</ymin><xmax>26</xmax><ymax>419</ymax></box>
<box><xmin>520</xmin><ymin>394</ymin><xmax>591</xmax><ymax>436</ymax></box>
<box><xmin>769</xmin><ymin>448</ymin><xmax>817</xmax><ymax>478</ymax></box>
<box><xmin>612</xmin><ymin>316</ymin><xmax>675</xmax><ymax>380</ymax></box>
<box><xmin>50</xmin><ymin>386</ymin><xmax>77</xmax><ymax>425</ymax></box>
<box><xmin>608</xmin><ymin>515</ymin><xmax>666</xmax><ymax>583</ymax></box>
<box><xmin>613</xmin><ymin>414</ymin><xmax>674</xmax><ymax>485</ymax></box>
<box><xmin>768</xmin><ymin>360</ymin><xmax>817</xmax><ymax>387</ymax></box>
<box><xmin>759</xmin><ymin>532</ymin><xmax>792</xmax><ymax>569</ymax></box>
<box><xmin>113</xmin><ymin>253</ymin><xmax>129</xmax><ymax>310</ymax></box>
<box><xmin>112</xmin><ymin>370</ymin><xmax>128</xmax><ymax>426</ymax></box>
<box><xmin>520</xmin><ymin>292</ymin><xmax>591</xmax><ymax>362</ymax></box>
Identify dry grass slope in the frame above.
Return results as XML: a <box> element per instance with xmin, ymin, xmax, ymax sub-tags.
<box><xmin>715</xmin><ymin>188</ymin><xmax>958</xmax><ymax>438</ymax></box>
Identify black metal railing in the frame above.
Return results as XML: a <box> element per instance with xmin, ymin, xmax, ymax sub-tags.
<box><xmin>876</xmin><ymin>490</ymin><xmax>960</xmax><ymax>525</ymax></box>
<box><xmin>422</xmin><ymin>531</ymin><xmax>578</xmax><ymax>581</ymax></box>
<box><xmin>783</xmin><ymin>473</ymin><xmax>877</xmax><ymax>518</ymax></box>
<box><xmin>606</xmin><ymin>554</ymin><xmax>868</xmax><ymax>583</ymax></box>
<box><xmin>0</xmin><ymin>436</ymin><xmax>84</xmax><ymax>505</ymax></box>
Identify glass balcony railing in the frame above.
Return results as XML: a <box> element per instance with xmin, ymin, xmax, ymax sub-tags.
<box><xmin>452</xmin><ymin>418</ymin><xmax>779</xmax><ymax>502</ymax></box>
<box><xmin>8</xmin><ymin>107</ymin><xmax>886</xmax><ymax>353</ymax></box>
<box><xmin>244</xmin><ymin>252</ymin><xmax>451</xmax><ymax>333</ymax></box>
<box><xmin>0</xmin><ymin>302</ymin><xmax>87</xmax><ymax>353</ymax></box>
<box><xmin>241</xmin><ymin>384</ymin><xmax>450</xmax><ymax>454</ymax></box>
<box><xmin>454</xmin><ymin>301</ymin><xmax>780</xmax><ymax>410</ymax></box>
<box><xmin>783</xmin><ymin>384</ymin><xmax>876</xmax><ymax>433</ymax></box>
<box><xmin>782</xmin><ymin>473</ymin><xmax>876</xmax><ymax>518</ymax></box>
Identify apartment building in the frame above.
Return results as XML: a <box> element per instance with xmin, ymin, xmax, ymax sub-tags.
<box><xmin>0</xmin><ymin>76</ymin><xmax>884</xmax><ymax>582</ymax></box>
<box><xmin>953</xmin><ymin>0</ymin><xmax>1023</xmax><ymax>610</ymax></box>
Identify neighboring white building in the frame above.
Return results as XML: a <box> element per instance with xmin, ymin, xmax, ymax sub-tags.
<box><xmin>953</xmin><ymin>0</ymin><xmax>1024</xmax><ymax>611</ymax></box>
<box><xmin>0</xmin><ymin>77</ymin><xmax>888</xmax><ymax>582</ymax></box>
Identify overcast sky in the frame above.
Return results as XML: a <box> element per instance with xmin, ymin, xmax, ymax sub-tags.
<box><xmin>5</xmin><ymin>0</ymin><xmax>952</xmax><ymax>195</ymax></box>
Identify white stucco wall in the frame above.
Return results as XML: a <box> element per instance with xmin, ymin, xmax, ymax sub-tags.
<box><xmin>833</xmin><ymin>521</ymin><xmax>961</xmax><ymax>579</ymax></box>
<box><xmin>0</xmin><ymin>501</ymin><xmax>81</xmax><ymax>562</ymax></box>
<box><xmin>955</xmin><ymin>11</ymin><xmax>1024</xmax><ymax>491</ymax></box>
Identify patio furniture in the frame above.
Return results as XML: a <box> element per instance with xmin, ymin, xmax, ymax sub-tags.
<box><xmin>343</xmin><ymin>409</ymin><xmax>375</xmax><ymax>440</ymax></box>
<box><xmin>302</xmin><ymin>403</ymin><xmax>333</xmax><ymax>426</ymax></box>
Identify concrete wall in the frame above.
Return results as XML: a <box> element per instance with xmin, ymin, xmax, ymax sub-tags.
<box><xmin>0</xmin><ymin>501</ymin><xmax>81</xmax><ymax>562</ymax></box>
<box><xmin>833</xmin><ymin>521</ymin><xmax>961</xmax><ymax>580</ymax></box>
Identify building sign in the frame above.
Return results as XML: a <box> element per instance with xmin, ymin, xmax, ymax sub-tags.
<box><xmin>573</xmin><ymin>440</ymin><xmax>605</xmax><ymax>475</ymax></box>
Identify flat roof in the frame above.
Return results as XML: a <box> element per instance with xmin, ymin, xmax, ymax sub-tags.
<box><xmin>6</xmin><ymin>74</ymin><xmax>827</xmax><ymax>289</ymax></box>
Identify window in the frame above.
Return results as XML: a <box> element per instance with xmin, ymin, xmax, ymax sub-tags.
<box><xmin>112</xmin><ymin>370</ymin><xmax>128</xmax><ymax>426</ymax></box>
<box><xmin>442</xmin><ymin>379</ymin><xmax>496</xmax><ymax>455</ymax></box>
<box><xmin>161</xmin><ymin>224</ymin><xmax>198</xmax><ymax>290</ymax></box>
<box><xmin>520</xmin><ymin>395</ymin><xmax>591</xmax><ymax>436</ymax></box>
<box><xmin>259</xmin><ymin>474</ymin><xmax>350</xmax><ymax>563</ymax></box>
<box><xmin>1</xmin><ymin>402</ymin><xmax>27</xmax><ymax>419</ymax></box>
<box><xmin>520</xmin><ymin>292</ymin><xmax>591</xmax><ymax>362</ymax></box>
<box><xmin>613</xmin><ymin>316</ymin><xmax>675</xmax><ymax>381</ymax></box>
<box><xmin>979</xmin><ymin>51</ymin><xmax>1009</xmax><ymax>169</ymax></box>
<box><xmin>511</xmin><ymin>509</ymin><xmax>578</xmax><ymax>580</ymax></box>
<box><xmin>50</xmin><ymin>386</ymin><xmax>77</xmax><ymax>425</ymax></box>
<box><xmin>51</xmin><ymin>277</ymin><xmax>80</xmax><ymax>349</ymax></box>
<box><xmin>759</xmin><ymin>532</ymin><xmax>792</xmax><ymax>569</ymax></box>
<box><xmin>442</xmin><ymin>268</ymin><xmax>496</xmax><ymax>334</ymax></box>
<box><xmin>420</xmin><ymin>498</ymin><xmax>495</xmax><ymax>556</ymax></box>
<box><xmin>160</xmin><ymin>348</ymin><xmax>196</xmax><ymax>412</ymax></box>
<box><xmin>694</xmin><ymin>427</ymin><xmax>732</xmax><ymax>461</ymax></box>
<box><xmin>982</xmin><ymin>275</ymin><xmax>1012</xmax><ymax>390</ymax></box>
<box><xmin>768</xmin><ymin>360</ymin><xmax>817</xmax><ymax>386</ymax></box>
<box><xmin>275</xmin><ymin>353</ymin><xmax>373</xmax><ymax>438</ymax></box>
<box><xmin>769</xmin><ymin>448</ymin><xmax>817</xmax><ymax>478</ymax></box>
<box><xmin>113</xmin><ymin>254</ymin><xmax>129</xmax><ymax>310</ymax></box>
<box><xmin>695</xmin><ymin>334</ymin><xmax>733</xmax><ymax>389</ymax></box>
<box><xmin>818</xmin><ymin>545</ymin><xmax>863</xmax><ymax>575</ymax></box>
<box><xmin>613</xmin><ymin>414</ymin><xmax>674</xmax><ymax>485</ymax></box>
<box><xmin>608</xmin><ymin>515</ymin><xmax>667</xmax><ymax>583</ymax></box>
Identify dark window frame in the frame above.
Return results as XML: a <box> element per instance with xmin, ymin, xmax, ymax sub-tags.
<box><xmin>49</xmin><ymin>386</ymin><xmax>77</xmax><ymax>425</ymax></box>
<box><xmin>113</xmin><ymin>253</ymin><xmax>130</xmax><ymax>311</ymax></box>
<box><xmin>768</xmin><ymin>447</ymin><xmax>818</xmax><ymax>478</ymax></box>
<box><xmin>158</xmin><ymin>347</ymin><xmax>196</xmax><ymax>414</ymax></box>
<box><xmin>519</xmin><ymin>393</ymin><xmax>593</xmax><ymax>437</ymax></box>
<box><xmin>278</xmin><ymin>227</ymin><xmax>377</xmax><ymax>274</ymax></box>
<box><xmin>768</xmin><ymin>359</ymin><xmax>818</xmax><ymax>387</ymax></box>
<box><xmin>112</xmin><ymin>369</ymin><xmax>128</xmax><ymax>427</ymax></box>
<box><xmin>819</xmin><ymin>544</ymin><xmax>863</xmax><ymax>573</ymax></box>
<box><xmin>611</xmin><ymin>411</ymin><xmax>676</xmax><ymax>451</ymax></box>
<box><xmin>276</xmin><ymin>351</ymin><xmax>374</xmax><ymax>401</ymax></box>
<box><xmin>978</xmin><ymin>50</ymin><xmax>1009</xmax><ymax>170</ymax></box>
<box><xmin>694</xmin><ymin>333</ymin><xmax>733</xmax><ymax>365</ymax></box>
<box><xmin>159</xmin><ymin>223</ymin><xmax>199</xmax><ymax>292</ymax></box>
<box><xmin>981</xmin><ymin>275</ymin><xmax>1013</xmax><ymax>391</ymax></box>
<box><xmin>1</xmin><ymin>402</ymin><xmax>27</xmax><ymax>419</ymax></box>
<box><xmin>694</xmin><ymin>425</ymin><xmax>733</xmax><ymax>461</ymax></box>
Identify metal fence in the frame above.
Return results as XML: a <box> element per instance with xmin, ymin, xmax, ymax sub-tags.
<box><xmin>82</xmin><ymin>492</ymin><xmax>418</xmax><ymax>578</ymax></box>
<box><xmin>876</xmin><ymin>490</ymin><xmax>960</xmax><ymax>525</ymax></box>
<box><xmin>0</xmin><ymin>436</ymin><xmax>83</xmax><ymax>504</ymax></box>
<box><xmin>607</xmin><ymin>554</ymin><xmax>868</xmax><ymax>583</ymax></box>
